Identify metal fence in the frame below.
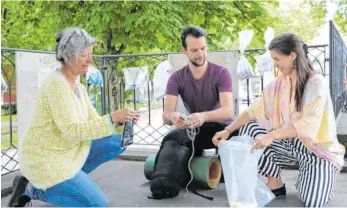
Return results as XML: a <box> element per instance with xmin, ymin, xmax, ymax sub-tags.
<box><xmin>330</xmin><ymin>20</ymin><xmax>347</xmax><ymax>117</ymax></box>
<box><xmin>1</xmin><ymin>34</ymin><xmax>345</xmax><ymax>175</ymax></box>
<box><xmin>1</xmin><ymin>48</ymin><xmax>18</xmax><ymax>175</ymax></box>
<box><xmin>0</xmin><ymin>45</ymin><xmax>328</xmax><ymax>175</ymax></box>
<box><xmin>88</xmin><ymin>45</ymin><xmax>329</xmax><ymax>145</ymax></box>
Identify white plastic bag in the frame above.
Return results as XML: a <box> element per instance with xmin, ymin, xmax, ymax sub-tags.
<box><xmin>123</xmin><ymin>66</ymin><xmax>149</xmax><ymax>91</ymax></box>
<box><xmin>86</xmin><ymin>65</ymin><xmax>103</xmax><ymax>87</ymax></box>
<box><xmin>218</xmin><ymin>135</ymin><xmax>275</xmax><ymax>207</ymax></box>
<box><xmin>153</xmin><ymin>60</ymin><xmax>173</xmax><ymax>100</ymax></box>
<box><xmin>237</xmin><ymin>30</ymin><xmax>254</xmax><ymax>80</ymax></box>
<box><xmin>1</xmin><ymin>74</ymin><xmax>8</xmax><ymax>93</ymax></box>
<box><xmin>255</xmin><ymin>51</ymin><xmax>273</xmax><ymax>74</ymax></box>
<box><xmin>255</xmin><ymin>27</ymin><xmax>275</xmax><ymax>87</ymax></box>
<box><xmin>255</xmin><ymin>27</ymin><xmax>274</xmax><ymax>74</ymax></box>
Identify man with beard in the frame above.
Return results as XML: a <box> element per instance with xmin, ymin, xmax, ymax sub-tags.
<box><xmin>149</xmin><ymin>25</ymin><xmax>236</xmax><ymax>199</ymax></box>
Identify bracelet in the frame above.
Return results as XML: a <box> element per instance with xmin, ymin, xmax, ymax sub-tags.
<box><xmin>167</xmin><ymin>112</ymin><xmax>173</xmax><ymax>121</ymax></box>
<box><xmin>225</xmin><ymin>128</ymin><xmax>232</xmax><ymax>134</ymax></box>
<box><xmin>166</xmin><ymin>112</ymin><xmax>174</xmax><ymax>125</ymax></box>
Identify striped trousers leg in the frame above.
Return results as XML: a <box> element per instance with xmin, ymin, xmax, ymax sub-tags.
<box><xmin>294</xmin><ymin>139</ymin><xmax>338</xmax><ymax>207</ymax></box>
<box><xmin>239</xmin><ymin>121</ymin><xmax>339</xmax><ymax>207</ymax></box>
<box><xmin>238</xmin><ymin>120</ymin><xmax>295</xmax><ymax>178</ymax></box>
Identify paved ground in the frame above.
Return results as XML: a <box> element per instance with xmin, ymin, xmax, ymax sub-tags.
<box><xmin>2</xmin><ymin>159</ymin><xmax>347</xmax><ymax>207</ymax></box>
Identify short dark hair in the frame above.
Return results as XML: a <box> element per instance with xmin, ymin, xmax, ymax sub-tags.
<box><xmin>181</xmin><ymin>25</ymin><xmax>207</xmax><ymax>49</ymax></box>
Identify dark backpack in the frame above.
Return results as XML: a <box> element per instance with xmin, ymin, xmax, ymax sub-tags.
<box><xmin>149</xmin><ymin>139</ymin><xmax>191</xmax><ymax>199</ymax></box>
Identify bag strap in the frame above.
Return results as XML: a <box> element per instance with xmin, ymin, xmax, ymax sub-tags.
<box><xmin>147</xmin><ymin>188</ymin><xmax>214</xmax><ymax>201</ymax></box>
<box><xmin>191</xmin><ymin>189</ymin><xmax>214</xmax><ymax>201</ymax></box>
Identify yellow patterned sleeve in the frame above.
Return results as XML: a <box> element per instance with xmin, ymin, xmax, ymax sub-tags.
<box><xmin>247</xmin><ymin>96</ymin><xmax>265</xmax><ymax>120</ymax></box>
<box><xmin>292</xmin><ymin>78</ymin><xmax>328</xmax><ymax>142</ymax></box>
<box><xmin>44</xmin><ymin>79</ymin><xmax>113</xmax><ymax>142</ymax></box>
<box><xmin>293</xmin><ymin>96</ymin><xmax>325</xmax><ymax>142</ymax></box>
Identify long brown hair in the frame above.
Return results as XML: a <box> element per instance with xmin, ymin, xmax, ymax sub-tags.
<box><xmin>269</xmin><ymin>33</ymin><xmax>314</xmax><ymax>111</ymax></box>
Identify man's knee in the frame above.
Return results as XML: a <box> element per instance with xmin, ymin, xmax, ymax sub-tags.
<box><xmin>161</xmin><ymin>129</ymin><xmax>190</xmax><ymax>147</ymax></box>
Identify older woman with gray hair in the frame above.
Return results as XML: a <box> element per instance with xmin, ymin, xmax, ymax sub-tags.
<box><xmin>7</xmin><ymin>27</ymin><xmax>140</xmax><ymax>207</ymax></box>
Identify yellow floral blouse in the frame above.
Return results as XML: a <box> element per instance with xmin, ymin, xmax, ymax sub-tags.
<box><xmin>19</xmin><ymin>71</ymin><xmax>116</xmax><ymax>190</ymax></box>
<box><xmin>248</xmin><ymin>74</ymin><xmax>345</xmax><ymax>171</ymax></box>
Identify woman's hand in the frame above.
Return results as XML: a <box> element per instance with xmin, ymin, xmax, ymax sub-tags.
<box><xmin>212</xmin><ymin>129</ymin><xmax>231</xmax><ymax>146</ymax></box>
<box><xmin>250</xmin><ymin>135</ymin><xmax>274</xmax><ymax>153</ymax></box>
<box><xmin>111</xmin><ymin>109</ymin><xmax>140</xmax><ymax>124</ymax></box>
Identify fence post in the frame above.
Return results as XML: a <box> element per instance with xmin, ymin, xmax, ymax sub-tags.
<box><xmin>100</xmin><ymin>57</ymin><xmax>107</xmax><ymax>115</ymax></box>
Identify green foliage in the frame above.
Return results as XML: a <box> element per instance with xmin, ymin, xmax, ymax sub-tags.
<box><xmin>334</xmin><ymin>1</ymin><xmax>347</xmax><ymax>35</ymax></box>
<box><xmin>269</xmin><ymin>0</ymin><xmax>328</xmax><ymax>43</ymax></box>
<box><xmin>1</xmin><ymin>131</ymin><xmax>18</xmax><ymax>150</ymax></box>
<box><xmin>1</xmin><ymin>111</ymin><xmax>17</xmax><ymax>121</ymax></box>
<box><xmin>87</xmin><ymin>85</ymin><xmax>103</xmax><ymax>114</ymax></box>
<box><xmin>2</xmin><ymin>1</ymin><xmax>279</xmax><ymax>54</ymax></box>
<box><xmin>1</xmin><ymin>103</ymin><xmax>17</xmax><ymax>115</ymax></box>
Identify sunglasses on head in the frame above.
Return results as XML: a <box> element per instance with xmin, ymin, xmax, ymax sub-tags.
<box><xmin>61</xmin><ymin>30</ymin><xmax>87</xmax><ymax>52</ymax></box>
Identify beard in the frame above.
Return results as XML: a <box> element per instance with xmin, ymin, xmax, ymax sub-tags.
<box><xmin>189</xmin><ymin>56</ymin><xmax>206</xmax><ymax>67</ymax></box>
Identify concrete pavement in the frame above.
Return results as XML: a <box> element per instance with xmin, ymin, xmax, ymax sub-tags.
<box><xmin>2</xmin><ymin>159</ymin><xmax>347</xmax><ymax>207</ymax></box>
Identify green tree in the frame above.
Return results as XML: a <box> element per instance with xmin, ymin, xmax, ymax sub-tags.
<box><xmin>2</xmin><ymin>1</ymin><xmax>279</xmax><ymax>54</ymax></box>
<box><xmin>2</xmin><ymin>1</ymin><xmax>280</xmax><ymax>111</ymax></box>
<box><xmin>268</xmin><ymin>0</ymin><xmax>327</xmax><ymax>43</ymax></box>
<box><xmin>334</xmin><ymin>1</ymin><xmax>347</xmax><ymax>35</ymax></box>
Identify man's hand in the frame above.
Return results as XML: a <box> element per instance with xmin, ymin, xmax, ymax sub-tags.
<box><xmin>187</xmin><ymin>113</ymin><xmax>205</xmax><ymax>127</ymax></box>
<box><xmin>168</xmin><ymin>112</ymin><xmax>187</xmax><ymax>128</ymax></box>
<box><xmin>212</xmin><ymin>130</ymin><xmax>231</xmax><ymax>146</ymax></box>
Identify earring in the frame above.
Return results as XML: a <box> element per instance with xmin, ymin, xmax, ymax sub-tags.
<box><xmin>293</xmin><ymin>59</ymin><xmax>297</xmax><ymax>68</ymax></box>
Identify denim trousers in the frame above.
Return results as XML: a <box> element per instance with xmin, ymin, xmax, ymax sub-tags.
<box><xmin>24</xmin><ymin>134</ymin><xmax>125</xmax><ymax>207</ymax></box>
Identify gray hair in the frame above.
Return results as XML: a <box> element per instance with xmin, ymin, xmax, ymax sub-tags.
<box><xmin>55</xmin><ymin>27</ymin><xmax>97</xmax><ymax>66</ymax></box>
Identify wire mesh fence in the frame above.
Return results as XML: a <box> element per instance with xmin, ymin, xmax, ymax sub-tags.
<box><xmin>0</xmin><ymin>43</ymin><xmax>340</xmax><ymax>175</ymax></box>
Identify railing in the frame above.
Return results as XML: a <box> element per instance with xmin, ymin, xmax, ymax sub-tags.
<box><xmin>0</xmin><ymin>44</ymin><xmax>331</xmax><ymax>175</ymax></box>
<box><xmin>330</xmin><ymin>20</ymin><xmax>347</xmax><ymax>117</ymax></box>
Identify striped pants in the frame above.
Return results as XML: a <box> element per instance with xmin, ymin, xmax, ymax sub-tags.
<box><xmin>239</xmin><ymin>121</ymin><xmax>339</xmax><ymax>207</ymax></box>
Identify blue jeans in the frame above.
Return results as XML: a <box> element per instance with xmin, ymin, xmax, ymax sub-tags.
<box><xmin>24</xmin><ymin>134</ymin><xmax>125</xmax><ymax>207</ymax></box>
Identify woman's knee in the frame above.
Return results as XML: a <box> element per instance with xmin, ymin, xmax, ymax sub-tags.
<box><xmin>43</xmin><ymin>186</ymin><xmax>109</xmax><ymax>207</ymax></box>
<box><xmin>76</xmin><ymin>188</ymin><xmax>109</xmax><ymax>207</ymax></box>
<box><xmin>299</xmin><ymin>184</ymin><xmax>334</xmax><ymax>207</ymax></box>
<box><xmin>105</xmin><ymin>135</ymin><xmax>122</xmax><ymax>151</ymax></box>
<box><xmin>89</xmin><ymin>197</ymin><xmax>109</xmax><ymax>207</ymax></box>
<box><xmin>239</xmin><ymin>121</ymin><xmax>267</xmax><ymax>138</ymax></box>
<box><xmin>72</xmin><ymin>195</ymin><xmax>108</xmax><ymax>207</ymax></box>
<box><xmin>301</xmin><ymin>194</ymin><xmax>332</xmax><ymax>207</ymax></box>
